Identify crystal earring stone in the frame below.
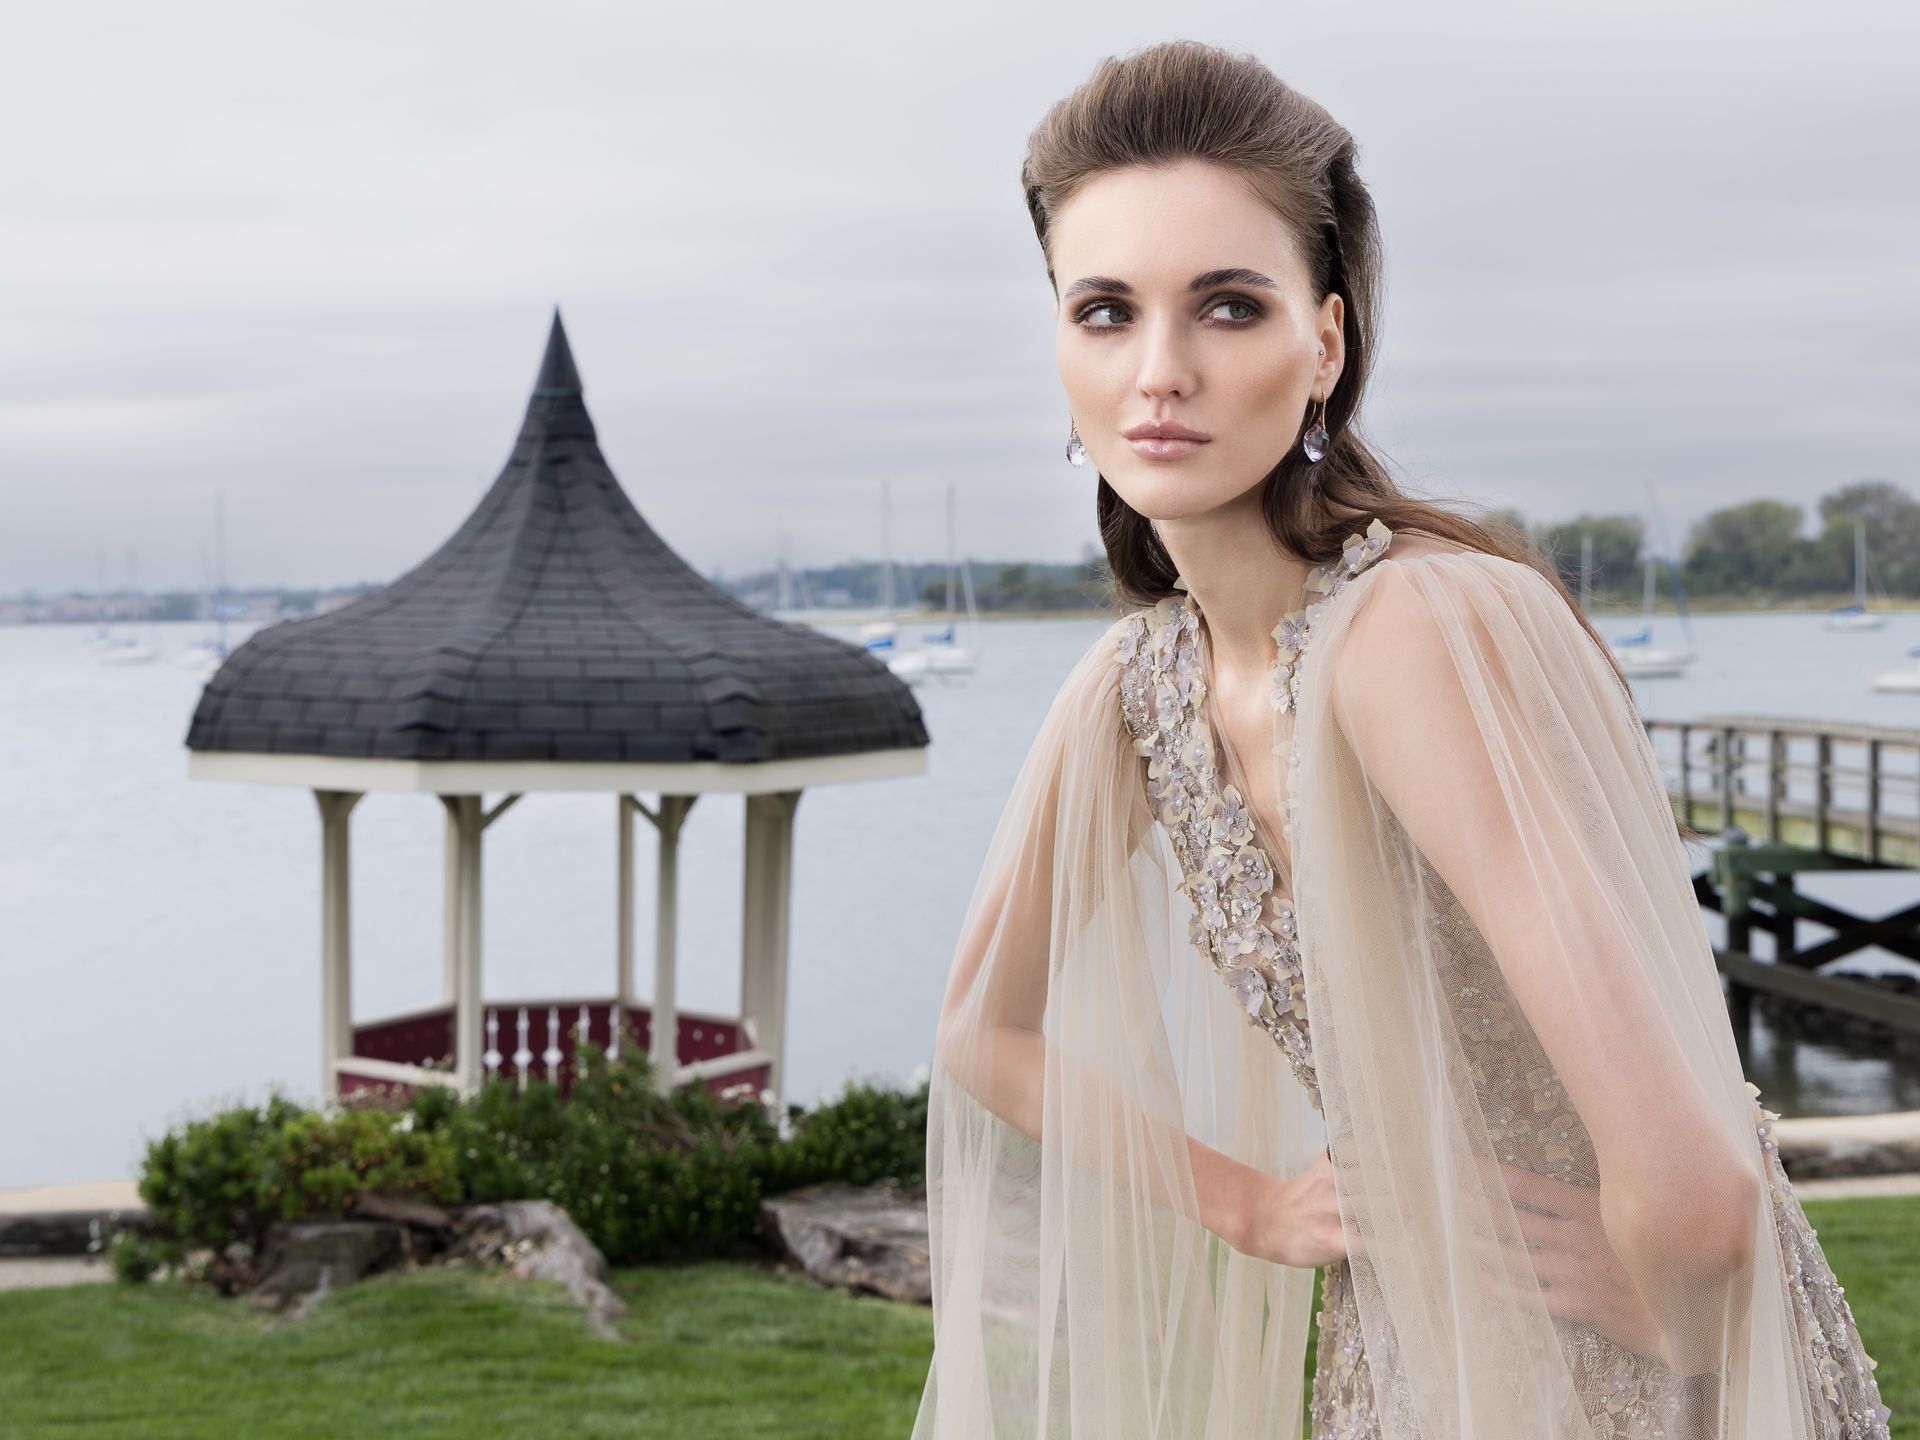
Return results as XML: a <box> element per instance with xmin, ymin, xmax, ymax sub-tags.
<box><xmin>1066</xmin><ymin>426</ymin><xmax>1089</xmax><ymax>468</ymax></box>
<box><xmin>1302</xmin><ymin>415</ymin><xmax>1330</xmax><ymax>463</ymax></box>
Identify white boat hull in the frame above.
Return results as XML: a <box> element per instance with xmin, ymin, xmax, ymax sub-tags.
<box><xmin>1612</xmin><ymin>646</ymin><xmax>1693</xmax><ymax>678</ymax></box>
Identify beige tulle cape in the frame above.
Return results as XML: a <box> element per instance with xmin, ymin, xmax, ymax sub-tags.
<box><xmin>910</xmin><ymin>541</ymin><xmax>1889</xmax><ymax>1438</ymax></box>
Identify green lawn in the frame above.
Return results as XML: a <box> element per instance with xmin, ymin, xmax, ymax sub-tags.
<box><xmin>0</xmin><ymin>1196</ymin><xmax>1911</xmax><ymax>1438</ymax></box>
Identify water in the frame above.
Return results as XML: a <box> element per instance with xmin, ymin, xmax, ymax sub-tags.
<box><xmin>2</xmin><ymin>606</ymin><xmax>1917</xmax><ymax>1188</ymax></box>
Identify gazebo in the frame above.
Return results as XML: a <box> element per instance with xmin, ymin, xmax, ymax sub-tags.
<box><xmin>186</xmin><ymin>311</ymin><xmax>929</xmax><ymax>1108</ymax></box>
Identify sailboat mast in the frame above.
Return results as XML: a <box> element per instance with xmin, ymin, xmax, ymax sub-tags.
<box><xmin>215</xmin><ymin>486</ymin><xmax>227</xmax><ymax>654</ymax></box>
<box><xmin>881</xmin><ymin>479</ymin><xmax>894</xmax><ymax>621</ymax></box>
<box><xmin>1857</xmin><ymin>517</ymin><xmax>1868</xmax><ymax>607</ymax></box>
<box><xmin>945</xmin><ymin>482</ymin><xmax>957</xmax><ymax>633</ymax></box>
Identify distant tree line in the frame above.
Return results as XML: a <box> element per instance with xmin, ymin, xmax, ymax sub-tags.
<box><xmin>732</xmin><ymin>476</ymin><xmax>1914</xmax><ymax>615</ymax></box>
<box><xmin>1535</xmin><ymin>479</ymin><xmax>1913</xmax><ymax>602</ymax></box>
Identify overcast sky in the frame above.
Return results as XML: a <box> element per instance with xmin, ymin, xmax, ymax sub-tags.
<box><xmin>3</xmin><ymin>0</ymin><xmax>1914</xmax><ymax>595</ymax></box>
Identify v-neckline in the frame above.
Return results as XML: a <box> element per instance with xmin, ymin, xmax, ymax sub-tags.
<box><xmin>1189</xmin><ymin>590</ymin><xmax>1306</xmax><ymax>890</ymax></box>
<box><xmin>1174</xmin><ymin>516</ymin><xmax>1397</xmax><ymax>891</ymax></box>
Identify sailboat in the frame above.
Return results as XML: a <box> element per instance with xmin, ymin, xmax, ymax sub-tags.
<box><xmin>1825</xmin><ymin>517</ymin><xmax>1887</xmax><ymax>631</ymax></box>
<box><xmin>97</xmin><ymin>545</ymin><xmax>158</xmax><ymax>665</ymax></box>
<box><xmin>181</xmin><ymin>487</ymin><xmax>235</xmax><ymax>673</ymax></box>
<box><xmin>1869</xmin><ymin>647</ymin><xmax>1920</xmax><ymax>693</ymax></box>
<box><xmin>860</xmin><ymin>479</ymin><xmax>907</xmax><ymax>665</ymax></box>
<box><xmin>914</xmin><ymin>483</ymin><xmax>978</xmax><ymax>677</ymax></box>
<box><xmin>769</xmin><ymin>525</ymin><xmax>814</xmax><ymax>617</ymax></box>
<box><xmin>1609</xmin><ymin>552</ymin><xmax>1695</xmax><ymax>678</ymax></box>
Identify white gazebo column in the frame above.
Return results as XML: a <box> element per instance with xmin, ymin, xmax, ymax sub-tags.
<box><xmin>441</xmin><ymin>795</ymin><xmax>484</xmax><ymax>1094</ymax></box>
<box><xmin>740</xmin><ymin>789</ymin><xmax>802</xmax><ymax>1104</ymax></box>
<box><xmin>314</xmin><ymin>788</ymin><xmax>364</xmax><ymax>1104</ymax></box>
<box><xmin>441</xmin><ymin>792</ymin><xmax>522</xmax><ymax>1095</ymax></box>
<box><xmin>621</xmin><ymin>794</ymin><xmax>696</xmax><ymax>1092</ymax></box>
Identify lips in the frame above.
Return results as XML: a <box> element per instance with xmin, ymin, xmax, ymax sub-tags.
<box><xmin>1122</xmin><ymin>421</ymin><xmax>1210</xmax><ymax>442</ymax></box>
<box><xmin>1122</xmin><ymin>422</ymin><xmax>1211</xmax><ymax>460</ymax></box>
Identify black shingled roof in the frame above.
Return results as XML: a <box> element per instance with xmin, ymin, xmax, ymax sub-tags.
<box><xmin>185</xmin><ymin>312</ymin><xmax>929</xmax><ymax>765</ymax></box>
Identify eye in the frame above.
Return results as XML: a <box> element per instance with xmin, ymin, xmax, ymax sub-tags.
<box><xmin>1075</xmin><ymin>300</ymin><xmax>1130</xmax><ymax>330</ymax></box>
<box><xmin>1206</xmin><ymin>296</ymin><xmax>1262</xmax><ymax>325</ymax></box>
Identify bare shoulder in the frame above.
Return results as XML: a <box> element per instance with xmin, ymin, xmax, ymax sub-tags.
<box><xmin>1336</xmin><ymin>539</ymin><xmax>1558</xmax><ymax>699</ymax></box>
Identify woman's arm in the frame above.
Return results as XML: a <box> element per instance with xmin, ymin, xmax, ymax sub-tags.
<box><xmin>1328</xmin><ymin>555</ymin><xmax>1760</xmax><ymax>1367</ymax></box>
<box><xmin>931</xmin><ymin>622</ymin><xmax>1328</xmax><ymax>1267</ymax></box>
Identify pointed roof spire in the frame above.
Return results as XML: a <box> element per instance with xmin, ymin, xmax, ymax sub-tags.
<box><xmin>185</xmin><ymin>307</ymin><xmax>927</xmax><ymax>767</ymax></box>
<box><xmin>532</xmin><ymin>307</ymin><xmax>582</xmax><ymax>397</ymax></box>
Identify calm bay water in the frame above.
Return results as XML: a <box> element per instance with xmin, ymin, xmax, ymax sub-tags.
<box><xmin>3</xmin><ymin>605</ymin><xmax>1918</xmax><ymax>1188</ymax></box>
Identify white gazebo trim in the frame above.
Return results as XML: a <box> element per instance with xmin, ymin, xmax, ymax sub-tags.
<box><xmin>189</xmin><ymin>747</ymin><xmax>926</xmax><ymax>794</ymax></box>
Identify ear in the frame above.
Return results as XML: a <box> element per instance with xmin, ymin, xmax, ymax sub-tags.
<box><xmin>1316</xmin><ymin>293</ymin><xmax>1346</xmax><ymax>388</ymax></box>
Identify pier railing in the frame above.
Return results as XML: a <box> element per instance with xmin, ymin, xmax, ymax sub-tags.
<box><xmin>1641</xmin><ymin>713</ymin><xmax>1920</xmax><ymax>1036</ymax></box>
<box><xmin>1642</xmin><ymin>714</ymin><xmax>1920</xmax><ymax>866</ymax></box>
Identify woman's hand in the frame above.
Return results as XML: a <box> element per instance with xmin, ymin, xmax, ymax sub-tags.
<box><xmin>1242</xmin><ymin>1147</ymin><xmax>1348</xmax><ymax>1270</ymax></box>
<box><xmin>1484</xmin><ymin>1160</ymin><xmax>1674</xmax><ymax>1369</ymax></box>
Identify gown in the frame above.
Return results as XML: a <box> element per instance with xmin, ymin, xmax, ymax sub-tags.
<box><xmin>912</xmin><ymin>516</ymin><xmax>1893</xmax><ymax>1438</ymax></box>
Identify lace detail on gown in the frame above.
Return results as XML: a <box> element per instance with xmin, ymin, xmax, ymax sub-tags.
<box><xmin>1113</xmin><ymin>518</ymin><xmax>1393</xmax><ymax>1107</ymax></box>
<box><xmin>1112</xmin><ymin>517</ymin><xmax>1891</xmax><ymax>1438</ymax></box>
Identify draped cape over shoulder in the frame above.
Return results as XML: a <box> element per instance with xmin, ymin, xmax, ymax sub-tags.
<box><xmin>910</xmin><ymin>534</ymin><xmax>1890</xmax><ymax>1438</ymax></box>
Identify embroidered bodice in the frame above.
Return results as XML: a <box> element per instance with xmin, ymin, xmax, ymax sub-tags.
<box><xmin>1113</xmin><ymin>517</ymin><xmax>1394</xmax><ymax>1106</ymax></box>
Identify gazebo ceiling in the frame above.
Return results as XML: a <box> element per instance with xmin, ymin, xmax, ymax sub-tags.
<box><xmin>186</xmin><ymin>312</ymin><xmax>928</xmax><ymax>768</ymax></box>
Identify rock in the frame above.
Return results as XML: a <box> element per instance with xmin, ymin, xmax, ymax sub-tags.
<box><xmin>447</xmin><ymin>1200</ymin><xmax>629</xmax><ymax>1341</ymax></box>
<box><xmin>758</xmin><ymin>1179</ymin><xmax>930</xmax><ymax>1303</ymax></box>
<box><xmin>349</xmin><ymin>1191</ymin><xmax>454</xmax><ymax>1232</ymax></box>
<box><xmin>1774</xmin><ymin>1111</ymin><xmax>1920</xmax><ymax>1180</ymax></box>
<box><xmin>253</xmin><ymin>1220</ymin><xmax>407</xmax><ymax>1314</ymax></box>
<box><xmin>0</xmin><ymin>1206</ymin><xmax>151</xmax><ymax>1258</ymax></box>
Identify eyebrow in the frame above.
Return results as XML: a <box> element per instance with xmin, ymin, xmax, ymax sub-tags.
<box><xmin>1060</xmin><ymin>267</ymin><xmax>1279</xmax><ymax>302</ymax></box>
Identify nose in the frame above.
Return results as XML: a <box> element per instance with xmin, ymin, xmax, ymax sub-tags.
<box><xmin>1135</xmin><ymin>311</ymin><xmax>1199</xmax><ymax>402</ymax></box>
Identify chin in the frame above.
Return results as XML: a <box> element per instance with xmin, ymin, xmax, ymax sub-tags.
<box><xmin>1103</xmin><ymin>463</ymin><xmax>1261</xmax><ymax>521</ymax></box>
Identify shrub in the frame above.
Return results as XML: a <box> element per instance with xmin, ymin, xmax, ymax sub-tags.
<box><xmin>136</xmin><ymin>1090</ymin><xmax>457</xmax><ymax>1291</ymax></box>
<box><xmin>130</xmin><ymin>1045</ymin><xmax>931</xmax><ymax>1287</ymax></box>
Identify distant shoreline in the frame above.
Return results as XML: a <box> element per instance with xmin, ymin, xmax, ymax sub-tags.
<box><xmin>8</xmin><ymin>597</ymin><xmax>1919</xmax><ymax>628</ymax></box>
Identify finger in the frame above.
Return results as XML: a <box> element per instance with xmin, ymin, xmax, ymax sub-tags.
<box><xmin>1467</xmin><ymin>1155</ymin><xmax>1561</xmax><ymax>1216</ymax></box>
<box><xmin>1504</xmin><ymin>1161</ymin><xmax>1602</xmax><ymax>1220</ymax></box>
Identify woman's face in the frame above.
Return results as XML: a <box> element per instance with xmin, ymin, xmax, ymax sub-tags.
<box><xmin>1049</xmin><ymin>158</ymin><xmax>1344</xmax><ymax>521</ymax></box>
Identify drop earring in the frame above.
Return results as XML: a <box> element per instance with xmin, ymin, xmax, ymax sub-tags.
<box><xmin>1302</xmin><ymin>396</ymin><xmax>1330</xmax><ymax>463</ymax></box>
<box><xmin>1065</xmin><ymin>419</ymin><xmax>1089</xmax><ymax>468</ymax></box>
<box><xmin>1302</xmin><ymin>345</ymin><xmax>1330</xmax><ymax>462</ymax></box>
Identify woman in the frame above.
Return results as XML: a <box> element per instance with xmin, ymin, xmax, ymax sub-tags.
<box><xmin>911</xmin><ymin>39</ymin><xmax>1891</xmax><ymax>1439</ymax></box>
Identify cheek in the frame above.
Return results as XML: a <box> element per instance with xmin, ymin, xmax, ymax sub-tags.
<box><xmin>1220</xmin><ymin>346</ymin><xmax>1307</xmax><ymax>438</ymax></box>
<box><xmin>1055</xmin><ymin>332</ymin><xmax>1121</xmax><ymax>414</ymax></box>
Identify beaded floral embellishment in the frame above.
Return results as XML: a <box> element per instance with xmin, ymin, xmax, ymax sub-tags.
<box><xmin>1113</xmin><ymin>517</ymin><xmax>1396</xmax><ymax>1106</ymax></box>
<box><xmin>1749</xmin><ymin>1081</ymin><xmax>1893</xmax><ymax>1433</ymax></box>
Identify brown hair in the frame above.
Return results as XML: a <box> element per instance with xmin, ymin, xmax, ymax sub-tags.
<box><xmin>1021</xmin><ymin>42</ymin><xmax>1645</xmax><ymax>688</ymax></box>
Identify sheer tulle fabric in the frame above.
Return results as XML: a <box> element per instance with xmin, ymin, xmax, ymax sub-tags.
<box><xmin>911</xmin><ymin>621</ymin><xmax>1323</xmax><ymax>1437</ymax></box>
<box><xmin>1301</xmin><ymin>550</ymin><xmax>1847</xmax><ymax>1436</ymax></box>
<box><xmin>912</xmin><ymin>547</ymin><xmax>1889</xmax><ymax>1437</ymax></box>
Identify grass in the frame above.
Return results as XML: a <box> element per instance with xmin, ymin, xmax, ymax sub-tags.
<box><xmin>0</xmin><ymin>1257</ymin><xmax>933</xmax><ymax>1439</ymax></box>
<box><xmin>0</xmin><ymin>1196</ymin><xmax>1911</xmax><ymax>1438</ymax></box>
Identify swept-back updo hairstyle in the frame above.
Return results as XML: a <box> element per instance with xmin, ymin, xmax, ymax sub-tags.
<box><xmin>1021</xmin><ymin>40</ymin><xmax>1636</xmax><ymax>696</ymax></box>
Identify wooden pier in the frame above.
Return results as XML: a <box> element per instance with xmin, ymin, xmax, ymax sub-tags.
<box><xmin>1642</xmin><ymin>714</ymin><xmax>1920</xmax><ymax>1037</ymax></box>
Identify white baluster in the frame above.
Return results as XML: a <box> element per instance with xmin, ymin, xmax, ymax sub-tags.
<box><xmin>483</xmin><ymin>1008</ymin><xmax>502</xmax><ymax>1079</ymax></box>
<box><xmin>576</xmin><ymin>1004</ymin><xmax>592</xmax><ymax>1078</ymax></box>
<box><xmin>544</xmin><ymin>1005</ymin><xmax>563</xmax><ymax>1077</ymax></box>
<box><xmin>513</xmin><ymin>1006</ymin><xmax>532</xmax><ymax>1091</ymax></box>
<box><xmin>607</xmin><ymin>1002</ymin><xmax>621</xmax><ymax>1061</ymax></box>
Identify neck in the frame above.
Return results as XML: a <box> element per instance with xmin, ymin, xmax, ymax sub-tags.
<box><xmin>1157</xmin><ymin>489</ymin><xmax>1318</xmax><ymax>687</ymax></box>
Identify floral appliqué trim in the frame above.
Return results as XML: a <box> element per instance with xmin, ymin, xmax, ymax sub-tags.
<box><xmin>1270</xmin><ymin>516</ymin><xmax>1392</xmax><ymax>716</ymax></box>
<box><xmin>1111</xmin><ymin>517</ymin><xmax>1395</xmax><ymax>1107</ymax></box>
<box><xmin>1750</xmin><ymin>1081</ymin><xmax>1893</xmax><ymax>1434</ymax></box>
